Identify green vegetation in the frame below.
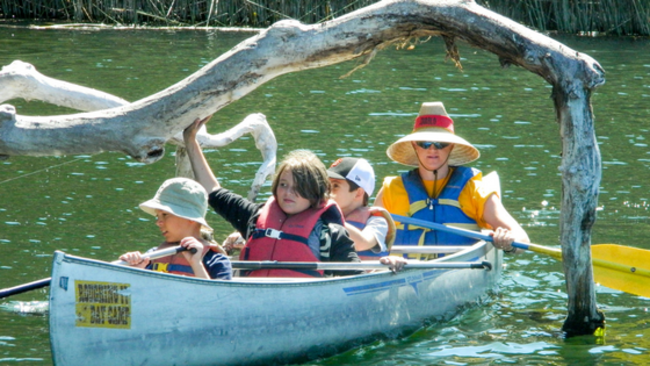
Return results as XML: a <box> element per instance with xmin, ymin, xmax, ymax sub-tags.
<box><xmin>2</xmin><ymin>0</ymin><xmax>649</xmax><ymax>35</ymax></box>
<box><xmin>480</xmin><ymin>0</ymin><xmax>650</xmax><ymax>36</ymax></box>
<box><xmin>0</xmin><ymin>0</ymin><xmax>378</xmax><ymax>27</ymax></box>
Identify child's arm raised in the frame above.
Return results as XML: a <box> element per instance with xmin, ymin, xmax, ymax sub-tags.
<box><xmin>184</xmin><ymin>116</ymin><xmax>221</xmax><ymax>193</ymax></box>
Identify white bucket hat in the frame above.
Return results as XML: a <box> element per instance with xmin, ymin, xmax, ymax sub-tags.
<box><xmin>386</xmin><ymin>102</ymin><xmax>480</xmax><ymax>167</ymax></box>
<box><xmin>139</xmin><ymin>177</ymin><xmax>212</xmax><ymax>231</ymax></box>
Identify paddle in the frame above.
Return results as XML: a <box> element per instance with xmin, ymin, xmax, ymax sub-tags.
<box><xmin>390</xmin><ymin>245</ymin><xmax>468</xmax><ymax>254</ymax></box>
<box><xmin>392</xmin><ymin>214</ymin><xmax>650</xmax><ymax>297</ymax></box>
<box><xmin>0</xmin><ymin>246</ymin><xmax>194</xmax><ymax>299</ymax></box>
<box><xmin>230</xmin><ymin>260</ymin><xmax>492</xmax><ymax>271</ymax></box>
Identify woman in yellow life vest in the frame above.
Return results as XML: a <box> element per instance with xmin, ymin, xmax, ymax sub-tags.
<box><xmin>375</xmin><ymin>101</ymin><xmax>530</xmax><ymax>257</ymax></box>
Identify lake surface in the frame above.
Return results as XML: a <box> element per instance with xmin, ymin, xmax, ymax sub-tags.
<box><xmin>1</xmin><ymin>25</ymin><xmax>650</xmax><ymax>365</ymax></box>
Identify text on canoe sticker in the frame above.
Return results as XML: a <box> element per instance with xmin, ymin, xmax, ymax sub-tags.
<box><xmin>75</xmin><ymin>280</ymin><xmax>131</xmax><ymax>329</ymax></box>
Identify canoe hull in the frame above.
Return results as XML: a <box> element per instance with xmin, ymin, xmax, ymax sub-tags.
<box><xmin>49</xmin><ymin>242</ymin><xmax>501</xmax><ymax>366</ymax></box>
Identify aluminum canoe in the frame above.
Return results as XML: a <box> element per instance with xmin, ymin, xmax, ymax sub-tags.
<box><xmin>49</xmin><ymin>241</ymin><xmax>502</xmax><ymax>366</ymax></box>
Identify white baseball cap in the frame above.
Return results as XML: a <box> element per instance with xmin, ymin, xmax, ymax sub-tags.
<box><xmin>327</xmin><ymin>157</ymin><xmax>376</xmax><ymax>197</ymax></box>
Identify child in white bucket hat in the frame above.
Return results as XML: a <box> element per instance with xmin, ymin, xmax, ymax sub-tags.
<box><xmin>375</xmin><ymin>101</ymin><xmax>529</xmax><ymax>258</ymax></box>
<box><xmin>119</xmin><ymin>177</ymin><xmax>232</xmax><ymax>280</ymax></box>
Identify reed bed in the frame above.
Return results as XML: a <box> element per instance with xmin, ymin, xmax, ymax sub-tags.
<box><xmin>2</xmin><ymin>0</ymin><xmax>650</xmax><ymax>35</ymax></box>
<box><xmin>477</xmin><ymin>0</ymin><xmax>650</xmax><ymax>36</ymax></box>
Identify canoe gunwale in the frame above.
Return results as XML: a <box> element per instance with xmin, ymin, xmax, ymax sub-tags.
<box><xmin>51</xmin><ymin>240</ymin><xmax>493</xmax><ymax>286</ymax></box>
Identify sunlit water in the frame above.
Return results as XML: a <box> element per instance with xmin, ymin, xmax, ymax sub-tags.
<box><xmin>1</xmin><ymin>26</ymin><xmax>650</xmax><ymax>365</ymax></box>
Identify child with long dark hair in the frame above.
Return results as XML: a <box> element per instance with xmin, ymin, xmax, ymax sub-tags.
<box><xmin>183</xmin><ymin>117</ymin><xmax>359</xmax><ymax>277</ymax></box>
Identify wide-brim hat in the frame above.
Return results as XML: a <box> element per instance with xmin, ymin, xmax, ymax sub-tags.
<box><xmin>386</xmin><ymin>102</ymin><xmax>480</xmax><ymax>167</ymax></box>
<box><xmin>139</xmin><ymin>177</ymin><xmax>212</xmax><ymax>231</ymax></box>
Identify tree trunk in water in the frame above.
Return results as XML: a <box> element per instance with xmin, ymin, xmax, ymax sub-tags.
<box><xmin>553</xmin><ymin>84</ymin><xmax>605</xmax><ymax>336</ymax></box>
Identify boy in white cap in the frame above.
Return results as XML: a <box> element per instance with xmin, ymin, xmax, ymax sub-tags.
<box><xmin>327</xmin><ymin>157</ymin><xmax>395</xmax><ymax>259</ymax></box>
<box><xmin>119</xmin><ymin>177</ymin><xmax>232</xmax><ymax>279</ymax></box>
<box><xmin>375</xmin><ymin>101</ymin><xmax>529</xmax><ymax>258</ymax></box>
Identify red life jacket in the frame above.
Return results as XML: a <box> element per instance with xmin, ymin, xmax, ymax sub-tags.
<box><xmin>150</xmin><ymin>243</ymin><xmax>211</xmax><ymax>277</ymax></box>
<box><xmin>241</xmin><ymin>197</ymin><xmax>343</xmax><ymax>277</ymax></box>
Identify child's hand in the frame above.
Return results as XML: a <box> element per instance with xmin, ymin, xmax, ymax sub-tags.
<box><xmin>179</xmin><ymin>237</ymin><xmax>205</xmax><ymax>263</ymax></box>
<box><xmin>119</xmin><ymin>251</ymin><xmax>150</xmax><ymax>268</ymax></box>
<box><xmin>183</xmin><ymin>115</ymin><xmax>211</xmax><ymax>143</ymax></box>
<box><xmin>379</xmin><ymin>256</ymin><xmax>407</xmax><ymax>273</ymax></box>
<box><xmin>222</xmin><ymin>231</ymin><xmax>246</xmax><ymax>254</ymax></box>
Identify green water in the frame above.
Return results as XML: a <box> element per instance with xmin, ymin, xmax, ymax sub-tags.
<box><xmin>1</xmin><ymin>27</ymin><xmax>650</xmax><ymax>365</ymax></box>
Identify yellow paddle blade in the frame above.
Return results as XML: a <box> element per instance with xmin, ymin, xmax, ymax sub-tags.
<box><xmin>522</xmin><ymin>243</ymin><xmax>650</xmax><ymax>297</ymax></box>
<box><xmin>592</xmin><ymin>244</ymin><xmax>650</xmax><ymax>298</ymax></box>
<box><xmin>387</xmin><ymin>214</ymin><xmax>650</xmax><ymax>297</ymax></box>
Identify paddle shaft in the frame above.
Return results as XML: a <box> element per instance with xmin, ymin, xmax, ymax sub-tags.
<box><xmin>392</xmin><ymin>214</ymin><xmax>533</xmax><ymax>250</ymax></box>
<box><xmin>0</xmin><ymin>246</ymin><xmax>194</xmax><ymax>299</ymax></box>
<box><xmin>230</xmin><ymin>260</ymin><xmax>492</xmax><ymax>271</ymax></box>
<box><xmin>390</xmin><ymin>245</ymin><xmax>468</xmax><ymax>254</ymax></box>
<box><xmin>392</xmin><ymin>214</ymin><xmax>650</xmax><ymax>279</ymax></box>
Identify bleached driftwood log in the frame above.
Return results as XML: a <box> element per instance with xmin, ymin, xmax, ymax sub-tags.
<box><xmin>0</xmin><ymin>60</ymin><xmax>129</xmax><ymax>110</ymax></box>
<box><xmin>0</xmin><ymin>61</ymin><xmax>276</xmax><ymax>201</ymax></box>
<box><xmin>0</xmin><ymin>0</ymin><xmax>605</xmax><ymax>335</ymax></box>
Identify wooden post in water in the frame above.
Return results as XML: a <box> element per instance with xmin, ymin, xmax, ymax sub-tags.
<box><xmin>553</xmin><ymin>82</ymin><xmax>605</xmax><ymax>336</ymax></box>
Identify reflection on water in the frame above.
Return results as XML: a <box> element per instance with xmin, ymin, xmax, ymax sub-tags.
<box><xmin>0</xmin><ymin>301</ymin><xmax>49</xmax><ymax>315</ymax></box>
<box><xmin>1</xmin><ymin>28</ymin><xmax>650</xmax><ymax>365</ymax></box>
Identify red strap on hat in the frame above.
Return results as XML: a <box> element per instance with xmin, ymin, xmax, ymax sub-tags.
<box><xmin>414</xmin><ymin>115</ymin><xmax>454</xmax><ymax>133</ymax></box>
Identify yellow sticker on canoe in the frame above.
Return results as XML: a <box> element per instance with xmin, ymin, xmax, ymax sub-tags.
<box><xmin>75</xmin><ymin>280</ymin><xmax>131</xmax><ymax>329</ymax></box>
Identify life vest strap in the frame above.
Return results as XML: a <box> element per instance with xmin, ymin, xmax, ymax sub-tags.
<box><xmin>408</xmin><ymin>197</ymin><xmax>462</xmax><ymax>217</ymax></box>
<box><xmin>438</xmin><ymin>198</ymin><xmax>461</xmax><ymax>208</ymax></box>
<box><xmin>408</xmin><ymin>200</ymin><xmax>429</xmax><ymax>216</ymax></box>
<box><xmin>152</xmin><ymin>263</ymin><xmax>193</xmax><ymax>274</ymax></box>
<box><xmin>251</xmin><ymin>228</ymin><xmax>309</xmax><ymax>245</ymax></box>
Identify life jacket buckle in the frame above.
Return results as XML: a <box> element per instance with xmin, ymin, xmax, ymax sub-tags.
<box><xmin>265</xmin><ymin>228</ymin><xmax>283</xmax><ymax>239</ymax></box>
<box><xmin>152</xmin><ymin>262</ymin><xmax>169</xmax><ymax>273</ymax></box>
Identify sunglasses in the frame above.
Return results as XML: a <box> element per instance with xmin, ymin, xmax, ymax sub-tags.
<box><xmin>415</xmin><ymin>141</ymin><xmax>451</xmax><ymax>150</ymax></box>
